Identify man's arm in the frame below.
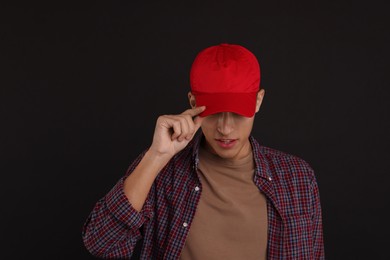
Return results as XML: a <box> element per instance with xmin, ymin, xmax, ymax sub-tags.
<box><xmin>81</xmin><ymin>151</ymin><xmax>148</xmax><ymax>258</ymax></box>
<box><xmin>311</xmin><ymin>177</ymin><xmax>325</xmax><ymax>259</ymax></box>
<box><xmin>123</xmin><ymin>106</ymin><xmax>205</xmax><ymax>211</ymax></box>
<box><xmin>82</xmin><ymin>106</ymin><xmax>205</xmax><ymax>258</ymax></box>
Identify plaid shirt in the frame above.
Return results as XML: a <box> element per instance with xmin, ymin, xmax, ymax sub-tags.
<box><xmin>82</xmin><ymin>133</ymin><xmax>325</xmax><ymax>259</ymax></box>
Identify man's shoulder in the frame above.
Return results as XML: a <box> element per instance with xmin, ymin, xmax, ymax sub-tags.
<box><xmin>251</xmin><ymin>137</ymin><xmax>315</xmax><ymax>180</ymax></box>
<box><xmin>260</xmin><ymin>145</ymin><xmax>311</xmax><ymax>168</ymax></box>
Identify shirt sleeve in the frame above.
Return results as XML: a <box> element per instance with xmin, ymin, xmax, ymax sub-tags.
<box><xmin>310</xmin><ymin>174</ymin><xmax>325</xmax><ymax>259</ymax></box>
<box><xmin>81</xmin><ymin>150</ymin><xmax>154</xmax><ymax>258</ymax></box>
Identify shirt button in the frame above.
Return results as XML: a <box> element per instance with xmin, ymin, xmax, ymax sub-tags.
<box><xmin>183</xmin><ymin>222</ymin><xmax>188</xmax><ymax>227</ymax></box>
<box><xmin>268</xmin><ymin>176</ymin><xmax>272</xmax><ymax>181</ymax></box>
<box><xmin>194</xmin><ymin>186</ymin><xmax>200</xmax><ymax>191</ymax></box>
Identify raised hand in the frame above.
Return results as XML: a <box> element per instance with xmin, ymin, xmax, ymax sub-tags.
<box><xmin>149</xmin><ymin>106</ymin><xmax>205</xmax><ymax>159</ymax></box>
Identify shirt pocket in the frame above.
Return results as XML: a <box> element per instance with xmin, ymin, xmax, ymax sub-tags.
<box><xmin>283</xmin><ymin>214</ymin><xmax>314</xmax><ymax>259</ymax></box>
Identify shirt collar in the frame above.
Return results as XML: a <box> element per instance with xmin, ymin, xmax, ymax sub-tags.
<box><xmin>191</xmin><ymin>131</ymin><xmax>202</xmax><ymax>169</ymax></box>
<box><xmin>249</xmin><ymin>136</ymin><xmax>274</xmax><ymax>181</ymax></box>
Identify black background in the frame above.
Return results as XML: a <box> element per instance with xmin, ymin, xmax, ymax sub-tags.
<box><xmin>1</xmin><ymin>1</ymin><xmax>389</xmax><ymax>259</ymax></box>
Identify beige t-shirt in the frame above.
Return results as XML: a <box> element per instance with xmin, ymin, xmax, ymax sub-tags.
<box><xmin>180</xmin><ymin>145</ymin><xmax>268</xmax><ymax>260</ymax></box>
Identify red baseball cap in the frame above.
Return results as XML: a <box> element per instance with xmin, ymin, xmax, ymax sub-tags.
<box><xmin>190</xmin><ymin>43</ymin><xmax>261</xmax><ymax>117</ymax></box>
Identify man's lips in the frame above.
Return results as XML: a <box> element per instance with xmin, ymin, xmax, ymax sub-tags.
<box><xmin>215</xmin><ymin>139</ymin><xmax>237</xmax><ymax>148</ymax></box>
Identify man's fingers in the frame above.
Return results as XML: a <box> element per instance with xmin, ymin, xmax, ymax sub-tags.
<box><xmin>181</xmin><ymin>115</ymin><xmax>195</xmax><ymax>140</ymax></box>
<box><xmin>193</xmin><ymin>115</ymin><xmax>204</xmax><ymax>131</ymax></box>
<box><xmin>182</xmin><ymin>106</ymin><xmax>206</xmax><ymax>117</ymax></box>
<box><xmin>161</xmin><ymin>107</ymin><xmax>205</xmax><ymax>142</ymax></box>
<box><xmin>164</xmin><ymin>116</ymin><xmax>190</xmax><ymax>142</ymax></box>
<box><xmin>178</xmin><ymin>117</ymin><xmax>189</xmax><ymax>141</ymax></box>
<box><xmin>170</xmin><ymin>120</ymin><xmax>182</xmax><ymax>141</ymax></box>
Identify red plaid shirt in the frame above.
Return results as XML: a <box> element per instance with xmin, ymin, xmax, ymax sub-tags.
<box><xmin>82</xmin><ymin>133</ymin><xmax>325</xmax><ymax>259</ymax></box>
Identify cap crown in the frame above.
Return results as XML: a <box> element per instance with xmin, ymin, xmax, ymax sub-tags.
<box><xmin>190</xmin><ymin>43</ymin><xmax>260</xmax><ymax>94</ymax></box>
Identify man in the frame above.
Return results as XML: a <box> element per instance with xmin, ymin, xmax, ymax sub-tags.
<box><xmin>82</xmin><ymin>43</ymin><xmax>325</xmax><ymax>259</ymax></box>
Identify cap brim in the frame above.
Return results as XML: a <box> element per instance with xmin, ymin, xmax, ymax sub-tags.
<box><xmin>194</xmin><ymin>92</ymin><xmax>258</xmax><ymax>117</ymax></box>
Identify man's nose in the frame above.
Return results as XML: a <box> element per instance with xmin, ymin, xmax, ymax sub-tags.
<box><xmin>217</xmin><ymin>112</ymin><xmax>234</xmax><ymax>135</ymax></box>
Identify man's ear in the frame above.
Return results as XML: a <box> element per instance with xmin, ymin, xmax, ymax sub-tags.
<box><xmin>188</xmin><ymin>92</ymin><xmax>196</xmax><ymax>108</ymax></box>
<box><xmin>255</xmin><ymin>89</ymin><xmax>265</xmax><ymax>113</ymax></box>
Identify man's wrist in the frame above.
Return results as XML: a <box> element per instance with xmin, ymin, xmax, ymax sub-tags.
<box><xmin>143</xmin><ymin>149</ymin><xmax>172</xmax><ymax>173</ymax></box>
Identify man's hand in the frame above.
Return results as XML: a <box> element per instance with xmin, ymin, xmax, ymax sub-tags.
<box><xmin>149</xmin><ymin>106</ymin><xmax>206</xmax><ymax>159</ymax></box>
